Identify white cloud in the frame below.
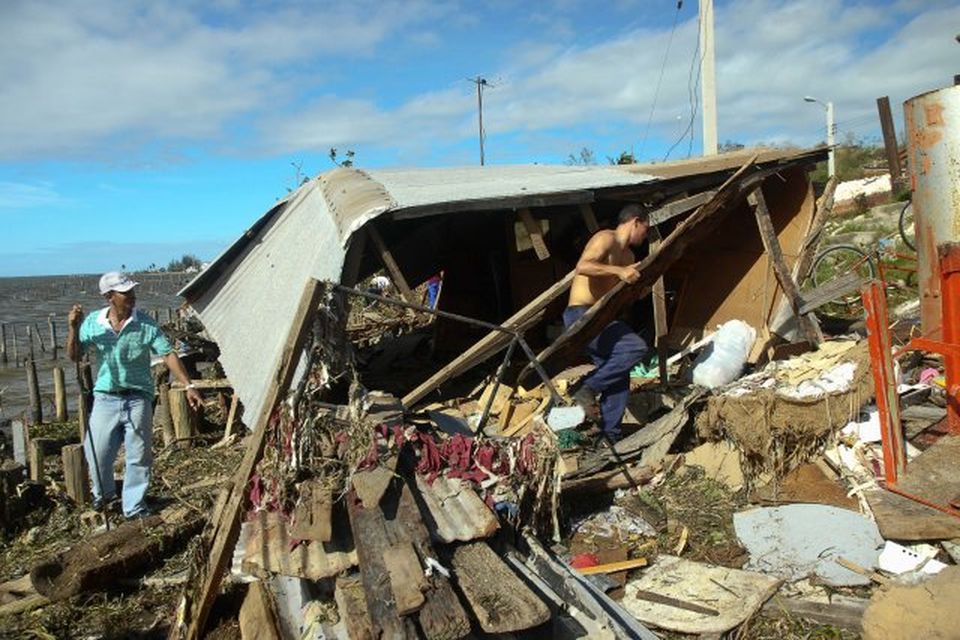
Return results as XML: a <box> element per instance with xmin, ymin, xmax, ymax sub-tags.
<box><xmin>0</xmin><ymin>0</ymin><xmax>957</xmax><ymax>164</ymax></box>
<box><xmin>0</xmin><ymin>181</ymin><xmax>65</xmax><ymax>208</ymax></box>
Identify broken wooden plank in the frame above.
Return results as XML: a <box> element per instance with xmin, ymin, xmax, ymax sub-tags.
<box><xmin>450</xmin><ymin>541</ymin><xmax>551</xmax><ymax>634</ymax></box>
<box><xmin>649</xmin><ymin>190</ymin><xmax>717</xmax><ymax>225</ymax></box>
<box><xmin>415</xmin><ymin>475</ymin><xmax>499</xmax><ymax>543</ymax></box>
<box><xmin>352</xmin><ymin>455</ymin><xmax>398</xmax><ymax>509</ymax></box>
<box><xmin>762</xmin><ymin>595</ymin><xmax>867</xmax><ymax>632</ymax></box>
<box><xmin>345</xmin><ymin>489</ymin><xmax>416</xmax><ymax>639</ymax></box>
<box><xmin>518</xmin><ymin>208</ymin><xmax>550</xmax><ymax>260</ymax></box>
<box><xmin>179</xmin><ymin>278</ymin><xmax>327</xmax><ymax>640</ymax></box>
<box><xmin>239</xmin><ymin>580</ymin><xmax>282</xmax><ymax>640</ymax></box>
<box><xmin>649</xmin><ymin>226</ymin><xmax>669</xmax><ymax>383</ymax></box>
<box><xmin>748</xmin><ymin>187</ymin><xmax>819</xmax><ymax>345</ymax></box>
<box><xmin>579</xmin><ymin>203</ymin><xmax>599</xmax><ymax>232</ymax></box>
<box><xmin>402</xmin><ymin>270</ymin><xmax>575</xmax><ymax>408</ymax></box>
<box><xmin>32</xmin><ymin>507</ymin><xmax>203</xmax><ymax>602</ymax></box>
<box><xmin>394</xmin><ymin>480</ymin><xmax>472</xmax><ymax>640</ymax></box>
<box><xmin>383</xmin><ymin>541</ymin><xmax>426</xmax><ymax>615</ymax></box>
<box><xmin>289</xmin><ymin>480</ymin><xmax>333</xmax><ymax>542</ymax></box>
<box><xmin>521</xmin><ymin>156</ymin><xmax>763</xmax><ymax>384</ymax></box>
<box><xmin>798</xmin><ymin>272</ymin><xmax>868</xmax><ymax>315</ymax></box>
<box><xmin>366</xmin><ymin>223</ymin><xmax>418</xmax><ymax>304</ymax></box>
<box><xmin>577</xmin><ymin>557</ymin><xmax>648</xmax><ymax>575</ymax></box>
<box><xmin>335</xmin><ymin>576</ymin><xmax>375</xmax><ymax>640</ymax></box>
<box><xmin>561</xmin><ymin>461</ymin><xmax>659</xmax><ymax>494</ymax></box>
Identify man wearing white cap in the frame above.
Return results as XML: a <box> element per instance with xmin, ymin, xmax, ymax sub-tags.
<box><xmin>66</xmin><ymin>271</ymin><xmax>203</xmax><ymax>519</ymax></box>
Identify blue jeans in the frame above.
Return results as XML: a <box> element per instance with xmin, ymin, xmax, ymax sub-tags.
<box><xmin>562</xmin><ymin>306</ymin><xmax>648</xmax><ymax>440</ymax></box>
<box><xmin>85</xmin><ymin>392</ymin><xmax>153</xmax><ymax>517</ymax></box>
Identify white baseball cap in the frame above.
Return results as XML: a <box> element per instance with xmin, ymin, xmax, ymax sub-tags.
<box><xmin>99</xmin><ymin>271</ymin><xmax>139</xmax><ymax>295</ymax></box>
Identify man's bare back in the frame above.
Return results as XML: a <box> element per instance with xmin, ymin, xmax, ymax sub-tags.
<box><xmin>568</xmin><ymin>228</ymin><xmax>641</xmax><ymax>307</ymax></box>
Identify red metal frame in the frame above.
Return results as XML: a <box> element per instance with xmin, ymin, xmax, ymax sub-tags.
<box><xmin>861</xmin><ymin>244</ymin><xmax>960</xmax><ymax>521</ymax></box>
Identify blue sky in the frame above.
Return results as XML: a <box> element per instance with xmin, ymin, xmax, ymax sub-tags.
<box><xmin>1</xmin><ymin>0</ymin><xmax>957</xmax><ymax>277</ymax></box>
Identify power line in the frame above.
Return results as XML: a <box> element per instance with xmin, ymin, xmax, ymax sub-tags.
<box><xmin>664</xmin><ymin>3</ymin><xmax>702</xmax><ymax>161</ymax></box>
<box><xmin>639</xmin><ymin>1</ymin><xmax>684</xmax><ymax>159</ymax></box>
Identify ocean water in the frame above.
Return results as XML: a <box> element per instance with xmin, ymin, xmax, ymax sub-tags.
<box><xmin>0</xmin><ymin>273</ymin><xmax>192</xmax><ymax>422</ymax></box>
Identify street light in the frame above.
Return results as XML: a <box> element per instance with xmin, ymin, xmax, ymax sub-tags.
<box><xmin>804</xmin><ymin>96</ymin><xmax>835</xmax><ymax>178</ymax></box>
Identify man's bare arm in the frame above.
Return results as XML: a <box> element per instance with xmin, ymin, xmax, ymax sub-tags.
<box><xmin>575</xmin><ymin>233</ymin><xmax>640</xmax><ymax>283</ymax></box>
<box><xmin>163</xmin><ymin>352</ymin><xmax>204</xmax><ymax>411</ymax></box>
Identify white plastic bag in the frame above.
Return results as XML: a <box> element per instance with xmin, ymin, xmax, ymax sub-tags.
<box><xmin>692</xmin><ymin>320</ymin><xmax>756</xmax><ymax>389</ymax></box>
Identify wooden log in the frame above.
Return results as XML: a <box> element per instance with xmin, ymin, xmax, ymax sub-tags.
<box><xmin>179</xmin><ymin>278</ymin><xmax>326</xmax><ymax>640</ymax></box>
<box><xmin>28</xmin><ymin>438</ymin><xmax>52</xmax><ymax>482</ymax></box>
<box><xmin>366</xmin><ymin>223</ymin><xmax>418</xmax><ymax>304</ymax></box>
<box><xmin>155</xmin><ymin>383</ymin><xmax>176</xmax><ymax>449</ymax></box>
<box><xmin>395</xmin><ymin>481</ymin><xmax>471</xmax><ymax>640</ymax></box>
<box><xmin>61</xmin><ymin>444</ymin><xmax>89</xmax><ymax>506</ymax></box>
<box><xmin>31</xmin><ymin>507</ymin><xmax>204</xmax><ymax>601</ymax></box>
<box><xmin>53</xmin><ymin>367</ymin><xmax>67</xmax><ymax>422</ymax></box>
<box><xmin>26</xmin><ymin>359</ymin><xmax>42</xmax><ymax>425</ymax></box>
<box><xmin>449</xmin><ymin>541</ymin><xmax>551</xmax><ymax>634</ymax></box>
<box><xmin>345</xmin><ymin>489</ymin><xmax>414</xmax><ymax>639</ymax></box>
<box><xmin>239</xmin><ymin>580</ymin><xmax>282</xmax><ymax>640</ymax></box>
<box><xmin>518</xmin><ymin>208</ymin><xmax>550</xmax><ymax>260</ymax></box>
<box><xmin>169</xmin><ymin>388</ymin><xmax>199</xmax><ymax>447</ymax></box>
<box><xmin>47</xmin><ymin>317</ymin><xmax>57</xmax><ymax>361</ymax></box>
<box><xmin>748</xmin><ymin>187</ymin><xmax>819</xmax><ymax>345</ymax></box>
<box><xmin>334</xmin><ymin>576</ymin><xmax>374</xmax><ymax>640</ymax></box>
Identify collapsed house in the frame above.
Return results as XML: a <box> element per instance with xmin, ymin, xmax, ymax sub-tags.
<box><xmin>152</xmin><ymin>147</ymin><xmax>842</xmax><ymax>638</ymax></box>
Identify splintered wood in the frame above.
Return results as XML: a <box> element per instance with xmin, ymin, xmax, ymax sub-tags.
<box><xmin>450</xmin><ymin>542</ymin><xmax>551</xmax><ymax>633</ymax></box>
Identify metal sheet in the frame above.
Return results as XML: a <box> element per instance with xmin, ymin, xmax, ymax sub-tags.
<box><xmin>415</xmin><ymin>475</ymin><xmax>499</xmax><ymax>543</ymax></box>
<box><xmin>904</xmin><ymin>84</ymin><xmax>960</xmax><ymax>334</ymax></box>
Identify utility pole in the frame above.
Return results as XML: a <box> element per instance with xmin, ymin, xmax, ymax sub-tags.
<box><xmin>699</xmin><ymin>0</ymin><xmax>718</xmax><ymax>155</ymax></box>
<box><xmin>468</xmin><ymin>76</ymin><xmax>489</xmax><ymax>165</ymax></box>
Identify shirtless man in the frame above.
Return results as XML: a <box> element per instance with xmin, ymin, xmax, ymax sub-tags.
<box><xmin>563</xmin><ymin>204</ymin><xmax>650</xmax><ymax>441</ymax></box>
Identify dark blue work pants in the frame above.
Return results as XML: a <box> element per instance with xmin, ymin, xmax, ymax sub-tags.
<box><xmin>562</xmin><ymin>305</ymin><xmax>648</xmax><ymax>440</ymax></box>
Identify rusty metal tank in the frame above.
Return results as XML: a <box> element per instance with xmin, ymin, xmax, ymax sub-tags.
<box><xmin>904</xmin><ymin>84</ymin><xmax>960</xmax><ymax>335</ymax></box>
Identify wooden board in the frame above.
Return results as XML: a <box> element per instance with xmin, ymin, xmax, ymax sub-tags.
<box><xmin>383</xmin><ymin>541</ymin><xmax>426</xmax><ymax>615</ymax></box>
<box><xmin>334</xmin><ymin>576</ymin><xmax>374</xmax><ymax>640</ymax></box>
<box><xmin>352</xmin><ymin>455</ymin><xmax>398</xmax><ymax>509</ymax></box>
<box><xmin>242</xmin><ymin>512</ymin><xmax>357</xmax><ymax>580</ymax></box>
<box><xmin>518</xmin><ymin>209</ymin><xmax>550</xmax><ymax>260</ymax></box>
<box><xmin>450</xmin><ymin>541</ymin><xmax>550</xmax><ymax>634</ymax></box>
<box><xmin>289</xmin><ymin>480</ymin><xmax>333</xmax><ymax>542</ymax></box>
<box><xmin>239</xmin><ymin>580</ymin><xmax>282</xmax><ymax>640</ymax></box>
<box><xmin>863</xmin><ymin>488</ymin><xmax>960</xmax><ymax>541</ymax></box>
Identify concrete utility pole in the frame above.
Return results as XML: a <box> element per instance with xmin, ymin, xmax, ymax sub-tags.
<box><xmin>699</xmin><ymin>0</ymin><xmax>718</xmax><ymax>155</ymax></box>
<box><xmin>469</xmin><ymin>76</ymin><xmax>489</xmax><ymax>165</ymax></box>
<box><xmin>804</xmin><ymin>96</ymin><xmax>835</xmax><ymax>177</ymax></box>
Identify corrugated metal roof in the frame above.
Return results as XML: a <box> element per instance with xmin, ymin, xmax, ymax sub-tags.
<box><xmin>416</xmin><ymin>475</ymin><xmax>499</xmax><ymax>543</ymax></box>
<box><xmin>180</xmin><ymin>149</ymin><xmax>825</xmax><ymax>430</ymax></box>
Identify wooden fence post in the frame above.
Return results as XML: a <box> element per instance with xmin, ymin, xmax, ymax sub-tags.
<box><xmin>47</xmin><ymin>317</ymin><xmax>58</xmax><ymax>361</ymax></box>
<box><xmin>169</xmin><ymin>388</ymin><xmax>199</xmax><ymax>447</ymax></box>
<box><xmin>26</xmin><ymin>325</ymin><xmax>35</xmax><ymax>361</ymax></box>
<box><xmin>0</xmin><ymin>323</ymin><xmax>7</xmax><ymax>365</ymax></box>
<box><xmin>12</xmin><ymin>326</ymin><xmax>19</xmax><ymax>367</ymax></box>
<box><xmin>53</xmin><ymin>367</ymin><xmax>67</xmax><ymax>422</ymax></box>
<box><xmin>61</xmin><ymin>444</ymin><xmax>89</xmax><ymax>505</ymax></box>
<box><xmin>77</xmin><ymin>393</ymin><xmax>89</xmax><ymax>441</ymax></box>
<box><xmin>26</xmin><ymin>360</ymin><xmax>42</xmax><ymax>425</ymax></box>
<box><xmin>155</xmin><ymin>383</ymin><xmax>176</xmax><ymax>448</ymax></box>
<box><xmin>29</xmin><ymin>439</ymin><xmax>51</xmax><ymax>482</ymax></box>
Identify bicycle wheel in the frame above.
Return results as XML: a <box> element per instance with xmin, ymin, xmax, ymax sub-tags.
<box><xmin>810</xmin><ymin>245</ymin><xmax>876</xmax><ymax>318</ymax></box>
<box><xmin>899</xmin><ymin>200</ymin><xmax>915</xmax><ymax>251</ymax></box>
